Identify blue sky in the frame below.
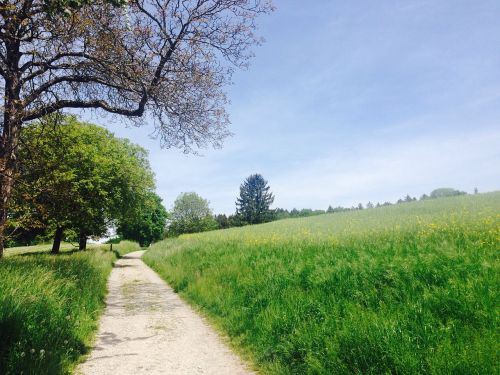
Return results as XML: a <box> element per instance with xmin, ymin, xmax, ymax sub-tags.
<box><xmin>99</xmin><ymin>0</ymin><xmax>500</xmax><ymax>214</ymax></box>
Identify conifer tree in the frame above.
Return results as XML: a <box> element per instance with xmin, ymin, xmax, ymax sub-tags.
<box><xmin>236</xmin><ymin>174</ymin><xmax>274</xmax><ymax>224</ymax></box>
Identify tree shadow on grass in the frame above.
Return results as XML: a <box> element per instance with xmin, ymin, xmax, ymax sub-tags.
<box><xmin>18</xmin><ymin>248</ymin><xmax>81</xmax><ymax>257</ymax></box>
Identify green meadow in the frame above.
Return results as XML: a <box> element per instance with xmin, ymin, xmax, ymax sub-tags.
<box><xmin>0</xmin><ymin>241</ymin><xmax>140</xmax><ymax>374</ymax></box>
<box><xmin>144</xmin><ymin>192</ymin><xmax>500</xmax><ymax>374</ymax></box>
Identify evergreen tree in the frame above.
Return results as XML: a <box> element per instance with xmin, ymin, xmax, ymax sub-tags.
<box><xmin>236</xmin><ymin>174</ymin><xmax>275</xmax><ymax>224</ymax></box>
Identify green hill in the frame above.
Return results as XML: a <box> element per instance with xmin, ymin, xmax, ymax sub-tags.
<box><xmin>144</xmin><ymin>192</ymin><xmax>500</xmax><ymax>374</ymax></box>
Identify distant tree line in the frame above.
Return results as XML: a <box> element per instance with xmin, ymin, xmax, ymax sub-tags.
<box><xmin>209</xmin><ymin>186</ymin><xmax>473</xmax><ymax>231</ymax></box>
<box><xmin>167</xmin><ymin>174</ymin><xmax>276</xmax><ymax>236</ymax></box>
<box><xmin>163</xmin><ymin>173</ymin><xmax>476</xmax><ymax>237</ymax></box>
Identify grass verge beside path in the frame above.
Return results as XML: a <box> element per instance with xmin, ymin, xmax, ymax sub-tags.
<box><xmin>112</xmin><ymin>240</ymin><xmax>142</xmax><ymax>257</ymax></box>
<box><xmin>144</xmin><ymin>192</ymin><xmax>500</xmax><ymax>374</ymax></box>
<box><xmin>0</xmin><ymin>241</ymin><xmax>139</xmax><ymax>374</ymax></box>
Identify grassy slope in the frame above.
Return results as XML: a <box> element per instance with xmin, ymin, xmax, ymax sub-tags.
<box><xmin>144</xmin><ymin>192</ymin><xmax>500</xmax><ymax>374</ymax></box>
<box><xmin>0</xmin><ymin>241</ymin><xmax>140</xmax><ymax>374</ymax></box>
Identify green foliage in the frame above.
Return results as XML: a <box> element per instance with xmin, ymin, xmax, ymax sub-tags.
<box><xmin>275</xmin><ymin>208</ymin><xmax>326</xmax><ymax>220</ymax></box>
<box><xmin>112</xmin><ymin>240</ymin><xmax>142</xmax><ymax>256</ymax></box>
<box><xmin>11</xmin><ymin>115</ymin><xmax>155</xmax><ymax>246</ymax></box>
<box><xmin>215</xmin><ymin>214</ymin><xmax>230</xmax><ymax>229</ymax></box>
<box><xmin>430</xmin><ymin>187</ymin><xmax>467</xmax><ymax>199</ymax></box>
<box><xmin>144</xmin><ymin>192</ymin><xmax>500</xmax><ymax>374</ymax></box>
<box><xmin>168</xmin><ymin>192</ymin><xmax>217</xmax><ymax>236</ymax></box>
<box><xmin>44</xmin><ymin>0</ymin><xmax>127</xmax><ymax>15</ymax></box>
<box><xmin>118</xmin><ymin>192</ymin><xmax>168</xmax><ymax>246</ymax></box>
<box><xmin>236</xmin><ymin>174</ymin><xmax>275</xmax><ymax>224</ymax></box>
<box><xmin>0</xmin><ymin>249</ymin><xmax>116</xmax><ymax>374</ymax></box>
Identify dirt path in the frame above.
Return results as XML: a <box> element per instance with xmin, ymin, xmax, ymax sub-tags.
<box><xmin>77</xmin><ymin>251</ymin><xmax>254</xmax><ymax>375</ymax></box>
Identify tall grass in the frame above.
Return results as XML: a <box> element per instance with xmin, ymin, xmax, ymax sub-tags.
<box><xmin>112</xmin><ymin>240</ymin><xmax>142</xmax><ymax>256</ymax></box>
<box><xmin>0</xmin><ymin>249</ymin><xmax>116</xmax><ymax>374</ymax></box>
<box><xmin>144</xmin><ymin>192</ymin><xmax>500</xmax><ymax>374</ymax></box>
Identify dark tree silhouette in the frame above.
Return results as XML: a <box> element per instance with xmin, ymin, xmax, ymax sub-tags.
<box><xmin>236</xmin><ymin>174</ymin><xmax>274</xmax><ymax>224</ymax></box>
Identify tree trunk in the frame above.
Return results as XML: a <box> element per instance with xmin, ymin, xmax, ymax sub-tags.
<box><xmin>0</xmin><ymin>170</ymin><xmax>12</xmax><ymax>258</ymax></box>
<box><xmin>79</xmin><ymin>230</ymin><xmax>87</xmax><ymax>250</ymax></box>
<box><xmin>0</xmin><ymin>127</ymin><xmax>20</xmax><ymax>259</ymax></box>
<box><xmin>51</xmin><ymin>227</ymin><xmax>64</xmax><ymax>254</ymax></box>
<box><xmin>0</xmin><ymin>38</ymin><xmax>23</xmax><ymax>258</ymax></box>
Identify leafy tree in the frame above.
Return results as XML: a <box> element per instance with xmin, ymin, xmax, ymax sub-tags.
<box><xmin>327</xmin><ymin>205</ymin><xmax>334</xmax><ymax>213</ymax></box>
<box><xmin>474</xmin><ymin>187</ymin><xmax>479</xmax><ymax>194</ymax></box>
<box><xmin>0</xmin><ymin>0</ymin><xmax>273</xmax><ymax>257</ymax></box>
<box><xmin>274</xmin><ymin>208</ymin><xmax>290</xmax><ymax>220</ymax></box>
<box><xmin>236</xmin><ymin>174</ymin><xmax>275</xmax><ymax>224</ymax></box>
<box><xmin>45</xmin><ymin>0</ymin><xmax>128</xmax><ymax>15</ymax></box>
<box><xmin>227</xmin><ymin>214</ymin><xmax>246</xmax><ymax>227</ymax></box>
<box><xmin>168</xmin><ymin>192</ymin><xmax>217</xmax><ymax>236</ymax></box>
<box><xmin>366</xmin><ymin>201</ymin><xmax>374</xmax><ymax>209</ymax></box>
<box><xmin>430</xmin><ymin>188</ymin><xmax>467</xmax><ymax>199</ymax></box>
<box><xmin>215</xmin><ymin>214</ymin><xmax>230</xmax><ymax>230</ymax></box>
<box><xmin>117</xmin><ymin>192</ymin><xmax>168</xmax><ymax>246</ymax></box>
<box><xmin>10</xmin><ymin>115</ymin><xmax>155</xmax><ymax>253</ymax></box>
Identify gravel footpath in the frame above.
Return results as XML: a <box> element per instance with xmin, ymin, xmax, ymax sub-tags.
<box><xmin>76</xmin><ymin>251</ymin><xmax>254</xmax><ymax>375</ymax></box>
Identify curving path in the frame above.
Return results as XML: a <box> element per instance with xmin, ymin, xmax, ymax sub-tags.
<box><xmin>77</xmin><ymin>251</ymin><xmax>254</xmax><ymax>375</ymax></box>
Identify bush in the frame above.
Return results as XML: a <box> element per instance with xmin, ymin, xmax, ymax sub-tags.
<box><xmin>429</xmin><ymin>187</ymin><xmax>467</xmax><ymax>199</ymax></box>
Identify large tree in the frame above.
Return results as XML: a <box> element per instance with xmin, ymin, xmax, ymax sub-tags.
<box><xmin>168</xmin><ymin>192</ymin><xmax>217</xmax><ymax>236</ymax></box>
<box><xmin>117</xmin><ymin>191</ymin><xmax>168</xmax><ymax>247</ymax></box>
<box><xmin>0</xmin><ymin>0</ymin><xmax>272</xmax><ymax>257</ymax></box>
<box><xmin>236</xmin><ymin>173</ymin><xmax>274</xmax><ymax>224</ymax></box>
<box><xmin>9</xmin><ymin>115</ymin><xmax>155</xmax><ymax>253</ymax></box>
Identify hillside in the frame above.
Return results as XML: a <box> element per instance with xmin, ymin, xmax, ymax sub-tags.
<box><xmin>144</xmin><ymin>192</ymin><xmax>500</xmax><ymax>374</ymax></box>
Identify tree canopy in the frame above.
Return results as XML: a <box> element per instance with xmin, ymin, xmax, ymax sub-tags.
<box><xmin>236</xmin><ymin>174</ymin><xmax>274</xmax><ymax>224</ymax></box>
<box><xmin>430</xmin><ymin>188</ymin><xmax>467</xmax><ymax>199</ymax></box>
<box><xmin>9</xmin><ymin>115</ymin><xmax>155</xmax><ymax>252</ymax></box>
<box><xmin>0</xmin><ymin>0</ymin><xmax>273</xmax><ymax>256</ymax></box>
<box><xmin>118</xmin><ymin>191</ymin><xmax>168</xmax><ymax>247</ymax></box>
<box><xmin>168</xmin><ymin>192</ymin><xmax>217</xmax><ymax>236</ymax></box>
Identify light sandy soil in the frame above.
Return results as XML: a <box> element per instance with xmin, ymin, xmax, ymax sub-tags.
<box><xmin>77</xmin><ymin>251</ymin><xmax>254</xmax><ymax>375</ymax></box>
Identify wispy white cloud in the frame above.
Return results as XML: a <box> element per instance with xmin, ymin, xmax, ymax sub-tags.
<box><xmin>94</xmin><ymin>0</ymin><xmax>500</xmax><ymax>215</ymax></box>
<box><xmin>272</xmin><ymin>127</ymin><xmax>500</xmax><ymax>209</ymax></box>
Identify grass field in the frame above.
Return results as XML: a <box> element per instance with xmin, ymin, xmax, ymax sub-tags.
<box><xmin>4</xmin><ymin>242</ymin><xmax>84</xmax><ymax>257</ymax></box>
<box><xmin>0</xmin><ymin>241</ymin><xmax>140</xmax><ymax>374</ymax></box>
<box><xmin>144</xmin><ymin>192</ymin><xmax>500</xmax><ymax>374</ymax></box>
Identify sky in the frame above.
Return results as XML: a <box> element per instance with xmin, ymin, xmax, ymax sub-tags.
<box><xmin>95</xmin><ymin>0</ymin><xmax>500</xmax><ymax>214</ymax></box>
